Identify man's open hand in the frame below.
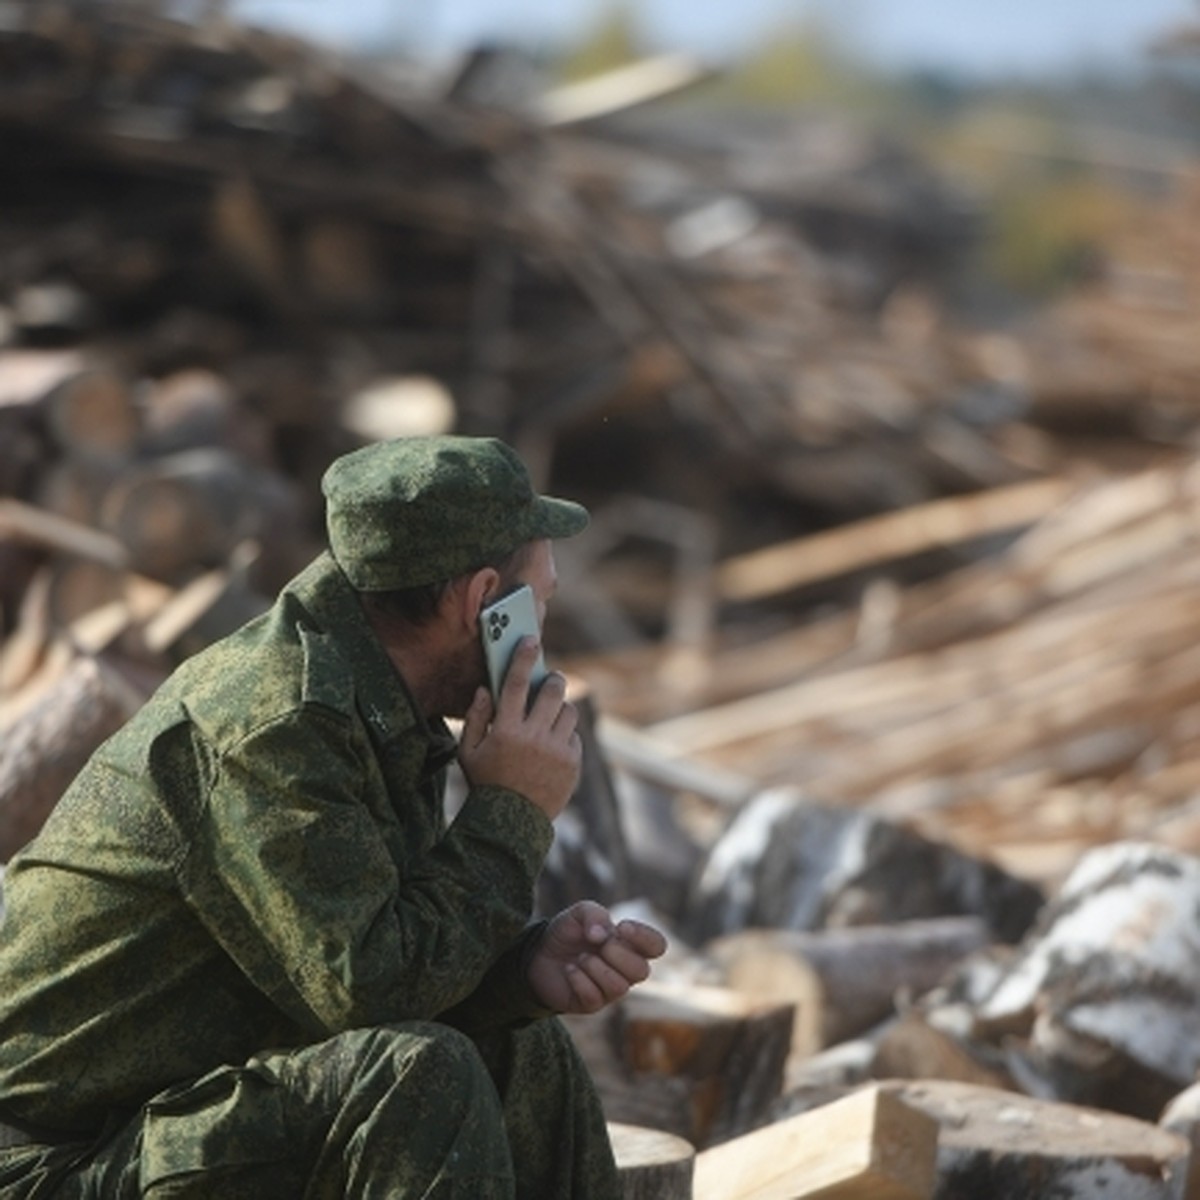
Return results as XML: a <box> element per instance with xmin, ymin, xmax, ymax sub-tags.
<box><xmin>526</xmin><ymin>901</ymin><xmax>668</xmax><ymax>1015</ymax></box>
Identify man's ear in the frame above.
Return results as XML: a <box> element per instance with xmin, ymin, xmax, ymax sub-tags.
<box><xmin>455</xmin><ymin>567</ymin><xmax>502</xmax><ymax>634</ymax></box>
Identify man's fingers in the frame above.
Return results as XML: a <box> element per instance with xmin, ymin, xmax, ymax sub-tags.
<box><xmin>594</xmin><ymin>938</ymin><xmax>653</xmax><ymax>986</ymax></box>
<box><xmin>570</xmin><ymin>955</ymin><xmax>630</xmax><ymax>1007</ymax></box>
<box><xmin>496</xmin><ymin>637</ymin><xmax>540</xmax><ymax>716</ymax></box>
<box><xmin>615</xmin><ymin>920</ymin><xmax>668</xmax><ymax>960</ymax></box>
<box><xmin>527</xmin><ymin>669</ymin><xmax>569</xmax><ymax>728</ymax></box>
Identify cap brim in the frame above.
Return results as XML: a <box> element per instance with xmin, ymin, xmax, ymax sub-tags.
<box><xmin>532</xmin><ymin>495</ymin><xmax>589</xmax><ymax>539</ymax></box>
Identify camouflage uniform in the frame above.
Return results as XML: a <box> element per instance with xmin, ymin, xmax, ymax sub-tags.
<box><xmin>0</xmin><ymin>439</ymin><xmax>617</xmax><ymax>1197</ymax></box>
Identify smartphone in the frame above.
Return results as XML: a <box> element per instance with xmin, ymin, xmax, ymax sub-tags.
<box><xmin>479</xmin><ymin>584</ymin><xmax>547</xmax><ymax>703</ymax></box>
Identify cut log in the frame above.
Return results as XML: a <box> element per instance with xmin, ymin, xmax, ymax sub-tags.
<box><xmin>888</xmin><ymin>1079</ymin><xmax>1189</xmax><ymax>1200</ymax></box>
<box><xmin>0</xmin><ymin>565</ymin><xmax>54</xmax><ymax>698</ymax></box>
<box><xmin>98</xmin><ymin>448</ymin><xmax>301</xmax><ymax>581</ymax></box>
<box><xmin>975</xmin><ymin>841</ymin><xmax>1200</xmax><ymax>1120</ymax></box>
<box><xmin>609</xmin><ymin>1122</ymin><xmax>695</xmax><ymax>1200</ymax></box>
<box><xmin>139</xmin><ymin>367</ymin><xmax>240</xmax><ymax>457</ymax></box>
<box><xmin>692</xmin><ymin>1084</ymin><xmax>938</xmax><ymax>1200</ymax></box>
<box><xmin>339</xmin><ymin>375</ymin><xmax>457</xmax><ymax>443</ymax></box>
<box><xmin>686</xmin><ymin>791</ymin><xmax>1044</xmax><ymax>946</ymax></box>
<box><xmin>870</xmin><ymin>1008</ymin><xmax>1015</xmax><ymax>1092</ymax></box>
<box><xmin>0</xmin><ymin>653</ymin><xmax>159</xmax><ymax>860</ymax></box>
<box><xmin>1159</xmin><ymin>1082</ymin><xmax>1200</xmax><ymax>1200</ymax></box>
<box><xmin>707</xmin><ymin>917</ymin><xmax>990</xmax><ymax>1054</ymax></box>
<box><xmin>564</xmin><ymin>980</ymin><xmax>794</xmax><ymax>1149</ymax></box>
<box><xmin>42</xmin><ymin>367</ymin><xmax>140</xmax><ymax>462</ymax></box>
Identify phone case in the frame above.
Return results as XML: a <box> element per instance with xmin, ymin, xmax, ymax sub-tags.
<box><xmin>480</xmin><ymin>584</ymin><xmax>547</xmax><ymax>702</ymax></box>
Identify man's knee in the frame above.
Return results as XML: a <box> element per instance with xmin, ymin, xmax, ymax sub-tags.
<box><xmin>363</xmin><ymin>1021</ymin><xmax>496</xmax><ymax>1103</ymax></box>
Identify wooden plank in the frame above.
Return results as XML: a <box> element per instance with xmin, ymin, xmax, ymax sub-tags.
<box><xmin>716</xmin><ymin>475</ymin><xmax>1075</xmax><ymax>604</ymax></box>
<box><xmin>692</xmin><ymin>1085</ymin><xmax>937</xmax><ymax>1200</ymax></box>
<box><xmin>0</xmin><ymin>499</ymin><xmax>130</xmax><ymax>570</ymax></box>
<box><xmin>538</xmin><ymin>54</ymin><xmax>715</xmax><ymax>128</ymax></box>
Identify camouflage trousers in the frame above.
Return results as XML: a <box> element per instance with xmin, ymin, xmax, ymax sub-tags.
<box><xmin>0</xmin><ymin>1018</ymin><xmax>620</xmax><ymax>1198</ymax></box>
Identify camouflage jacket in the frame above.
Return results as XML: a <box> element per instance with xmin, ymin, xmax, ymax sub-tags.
<box><xmin>0</xmin><ymin>553</ymin><xmax>554</xmax><ymax>1133</ymax></box>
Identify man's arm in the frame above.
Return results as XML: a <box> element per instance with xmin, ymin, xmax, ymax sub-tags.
<box><xmin>181</xmin><ymin>705</ymin><xmax>553</xmax><ymax>1037</ymax></box>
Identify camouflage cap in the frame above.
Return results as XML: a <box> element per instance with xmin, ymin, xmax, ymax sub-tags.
<box><xmin>322</xmin><ymin>435</ymin><xmax>589</xmax><ymax>591</ymax></box>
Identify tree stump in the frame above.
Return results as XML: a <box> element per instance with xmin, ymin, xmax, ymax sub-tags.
<box><xmin>609</xmin><ymin>1122</ymin><xmax>695</xmax><ymax>1200</ymax></box>
<box><xmin>565</xmin><ymin>980</ymin><xmax>794</xmax><ymax>1149</ymax></box>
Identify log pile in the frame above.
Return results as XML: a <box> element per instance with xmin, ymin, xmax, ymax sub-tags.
<box><xmin>6</xmin><ymin>3</ymin><xmax>1200</xmax><ymax>1197</ymax></box>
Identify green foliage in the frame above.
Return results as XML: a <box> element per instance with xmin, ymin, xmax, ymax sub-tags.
<box><xmin>711</xmin><ymin>20</ymin><xmax>874</xmax><ymax>108</ymax></box>
<box><xmin>556</xmin><ymin>2</ymin><xmax>642</xmax><ymax>82</ymax></box>
<box><xmin>985</xmin><ymin>173</ymin><xmax>1137</xmax><ymax>296</ymax></box>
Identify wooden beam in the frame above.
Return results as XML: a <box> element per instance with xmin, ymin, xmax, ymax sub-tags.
<box><xmin>692</xmin><ymin>1084</ymin><xmax>937</xmax><ymax>1200</ymax></box>
<box><xmin>716</xmin><ymin>475</ymin><xmax>1075</xmax><ymax>604</ymax></box>
<box><xmin>538</xmin><ymin>54</ymin><xmax>714</xmax><ymax>127</ymax></box>
<box><xmin>0</xmin><ymin>499</ymin><xmax>130</xmax><ymax>570</ymax></box>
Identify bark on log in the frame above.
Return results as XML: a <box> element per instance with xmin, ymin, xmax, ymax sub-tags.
<box><xmin>870</xmin><ymin>1008</ymin><xmax>1016</xmax><ymax>1092</ymax></box>
<box><xmin>98</xmin><ymin>448</ymin><xmax>301</xmax><ymax>582</ymax></box>
<box><xmin>707</xmin><ymin>917</ymin><xmax>990</xmax><ymax>1053</ymax></box>
<box><xmin>687</xmin><ymin>791</ymin><xmax>1043</xmax><ymax>946</ymax></box>
<box><xmin>975</xmin><ymin>841</ymin><xmax>1200</xmax><ymax>1120</ymax></box>
<box><xmin>564</xmin><ymin>981</ymin><xmax>794</xmax><ymax>1149</ymax></box>
<box><xmin>43</xmin><ymin>368</ymin><xmax>140</xmax><ymax>462</ymax></box>
<box><xmin>889</xmin><ymin>1079</ymin><xmax>1189</xmax><ymax>1200</ymax></box>
<box><xmin>1160</xmin><ymin>1082</ymin><xmax>1200</xmax><ymax>1200</ymax></box>
<box><xmin>609</xmin><ymin>1122</ymin><xmax>695</xmax><ymax>1200</ymax></box>
<box><xmin>0</xmin><ymin>654</ymin><xmax>157</xmax><ymax>860</ymax></box>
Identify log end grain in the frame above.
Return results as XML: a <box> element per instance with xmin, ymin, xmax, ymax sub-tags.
<box><xmin>609</xmin><ymin>1121</ymin><xmax>695</xmax><ymax>1200</ymax></box>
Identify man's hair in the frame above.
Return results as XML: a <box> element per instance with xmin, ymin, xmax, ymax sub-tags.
<box><xmin>359</xmin><ymin>542</ymin><xmax>531</xmax><ymax>630</ymax></box>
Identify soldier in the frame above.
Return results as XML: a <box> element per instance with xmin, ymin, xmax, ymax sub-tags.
<box><xmin>0</xmin><ymin>435</ymin><xmax>666</xmax><ymax>1197</ymax></box>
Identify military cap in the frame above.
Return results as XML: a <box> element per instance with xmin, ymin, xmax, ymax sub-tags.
<box><xmin>322</xmin><ymin>435</ymin><xmax>589</xmax><ymax>590</ymax></box>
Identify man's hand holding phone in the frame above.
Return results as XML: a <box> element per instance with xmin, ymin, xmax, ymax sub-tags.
<box><xmin>458</xmin><ymin>632</ymin><xmax>582</xmax><ymax>822</ymax></box>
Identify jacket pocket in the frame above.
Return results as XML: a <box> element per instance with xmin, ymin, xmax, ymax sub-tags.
<box><xmin>140</xmin><ymin>1062</ymin><xmax>290</xmax><ymax>1196</ymax></box>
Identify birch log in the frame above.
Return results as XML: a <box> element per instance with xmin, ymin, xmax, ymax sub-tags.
<box><xmin>0</xmin><ymin>654</ymin><xmax>156</xmax><ymax>860</ymax></box>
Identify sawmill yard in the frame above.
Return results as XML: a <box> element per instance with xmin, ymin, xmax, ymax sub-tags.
<box><xmin>5</xmin><ymin>3</ymin><xmax>1200</xmax><ymax>1195</ymax></box>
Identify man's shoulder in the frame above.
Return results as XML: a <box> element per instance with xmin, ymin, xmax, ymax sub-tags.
<box><xmin>175</xmin><ymin>595</ymin><xmax>357</xmax><ymax>747</ymax></box>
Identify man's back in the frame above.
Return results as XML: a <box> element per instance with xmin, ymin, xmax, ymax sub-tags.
<box><xmin>0</xmin><ymin>573</ymin><xmax>320</xmax><ymax>1130</ymax></box>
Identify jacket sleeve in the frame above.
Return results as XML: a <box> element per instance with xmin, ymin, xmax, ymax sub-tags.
<box><xmin>436</xmin><ymin>920</ymin><xmax>555</xmax><ymax>1035</ymax></box>
<box><xmin>174</xmin><ymin>705</ymin><xmax>555</xmax><ymax>1037</ymax></box>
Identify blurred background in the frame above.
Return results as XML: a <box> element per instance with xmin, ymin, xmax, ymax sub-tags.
<box><xmin>4</xmin><ymin>0</ymin><xmax>1200</xmax><ymax>889</ymax></box>
<box><xmin>11</xmin><ymin>2</ymin><xmax>1200</xmax><ymax>1156</ymax></box>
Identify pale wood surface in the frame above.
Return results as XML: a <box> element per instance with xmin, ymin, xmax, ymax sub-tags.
<box><xmin>609</xmin><ymin>1122</ymin><xmax>695</xmax><ymax>1200</ymax></box>
<box><xmin>693</xmin><ymin>1085</ymin><xmax>937</xmax><ymax>1200</ymax></box>
<box><xmin>708</xmin><ymin>918</ymin><xmax>989</xmax><ymax>1054</ymax></box>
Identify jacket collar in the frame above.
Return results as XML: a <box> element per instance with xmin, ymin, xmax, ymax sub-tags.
<box><xmin>286</xmin><ymin>553</ymin><xmax>457</xmax><ymax>771</ymax></box>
